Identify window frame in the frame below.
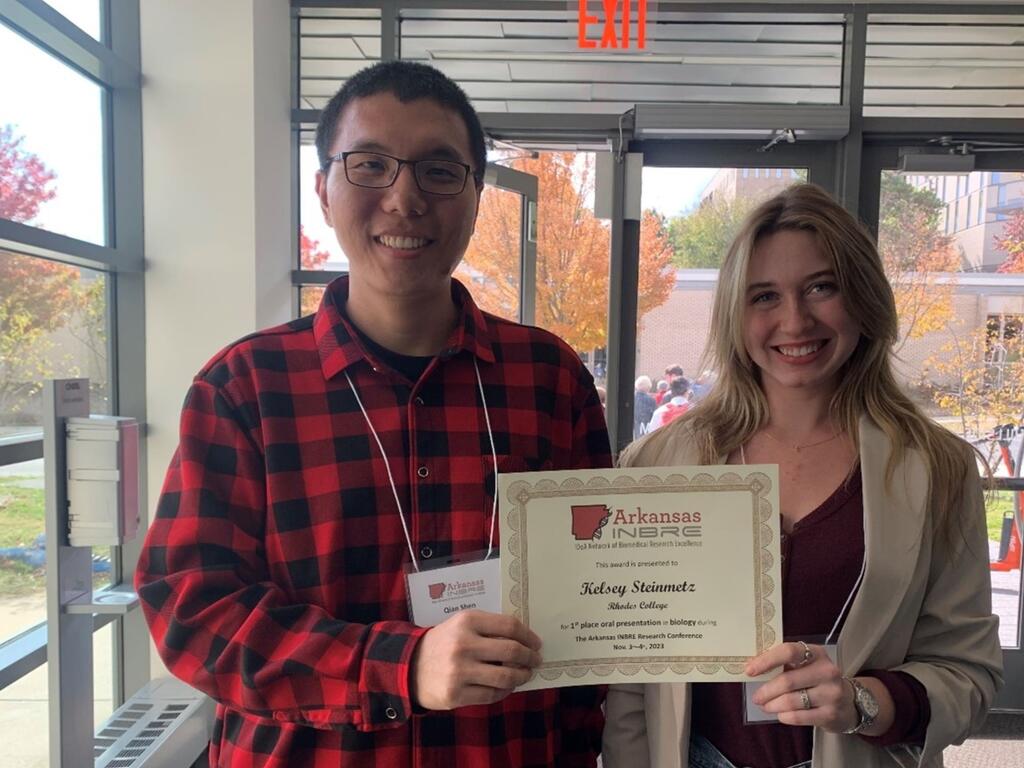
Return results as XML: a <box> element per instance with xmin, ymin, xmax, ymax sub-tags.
<box><xmin>0</xmin><ymin>0</ymin><xmax>147</xmax><ymax>723</ymax></box>
<box><xmin>291</xmin><ymin>0</ymin><xmax>1024</xmax><ymax>713</ymax></box>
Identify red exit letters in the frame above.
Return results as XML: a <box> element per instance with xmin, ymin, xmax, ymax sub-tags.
<box><xmin>578</xmin><ymin>0</ymin><xmax>648</xmax><ymax>50</ymax></box>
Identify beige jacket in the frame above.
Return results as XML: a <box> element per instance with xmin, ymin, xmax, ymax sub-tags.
<box><xmin>602</xmin><ymin>415</ymin><xmax>1003</xmax><ymax>768</ymax></box>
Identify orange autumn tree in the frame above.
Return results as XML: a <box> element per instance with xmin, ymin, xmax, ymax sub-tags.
<box><xmin>299</xmin><ymin>227</ymin><xmax>331</xmax><ymax>315</ymax></box>
<box><xmin>459</xmin><ymin>152</ymin><xmax>674</xmax><ymax>353</ymax></box>
<box><xmin>878</xmin><ymin>173</ymin><xmax>961</xmax><ymax>349</ymax></box>
<box><xmin>995</xmin><ymin>208</ymin><xmax>1024</xmax><ymax>273</ymax></box>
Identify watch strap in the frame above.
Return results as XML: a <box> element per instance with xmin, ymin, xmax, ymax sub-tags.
<box><xmin>841</xmin><ymin>677</ymin><xmax>876</xmax><ymax>735</ymax></box>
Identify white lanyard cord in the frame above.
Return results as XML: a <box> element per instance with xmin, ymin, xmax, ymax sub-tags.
<box><xmin>826</xmin><ymin>557</ymin><xmax>865</xmax><ymax>647</ymax></box>
<box><xmin>474</xmin><ymin>358</ymin><xmax>500</xmax><ymax>560</ymax></box>
<box><xmin>739</xmin><ymin>441</ymin><xmax>864</xmax><ymax>648</ymax></box>
<box><xmin>343</xmin><ymin>358</ymin><xmax>499</xmax><ymax>573</ymax></box>
<box><xmin>344</xmin><ymin>370</ymin><xmax>420</xmax><ymax>571</ymax></box>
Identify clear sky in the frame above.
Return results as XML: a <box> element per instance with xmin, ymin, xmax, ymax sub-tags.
<box><xmin>0</xmin><ymin>7</ymin><xmax>104</xmax><ymax>245</ymax></box>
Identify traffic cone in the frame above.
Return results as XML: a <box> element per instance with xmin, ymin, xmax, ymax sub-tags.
<box><xmin>991</xmin><ymin>520</ymin><xmax>1021</xmax><ymax>572</ymax></box>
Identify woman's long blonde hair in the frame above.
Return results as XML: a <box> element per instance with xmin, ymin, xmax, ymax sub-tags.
<box><xmin>687</xmin><ymin>183</ymin><xmax>976</xmax><ymax>545</ymax></box>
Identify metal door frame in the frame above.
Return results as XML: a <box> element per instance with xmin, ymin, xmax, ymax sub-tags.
<box><xmin>483</xmin><ymin>163</ymin><xmax>539</xmax><ymax>326</ymax></box>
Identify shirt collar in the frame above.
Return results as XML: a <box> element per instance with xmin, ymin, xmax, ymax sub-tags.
<box><xmin>314</xmin><ymin>274</ymin><xmax>496</xmax><ymax>381</ymax></box>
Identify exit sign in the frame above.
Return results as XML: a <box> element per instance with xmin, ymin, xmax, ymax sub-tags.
<box><xmin>576</xmin><ymin>0</ymin><xmax>654</xmax><ymax>50</ymax></box>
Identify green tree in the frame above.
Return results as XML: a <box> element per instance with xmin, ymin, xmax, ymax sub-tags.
<box><xmin>667</xmin><ymin>196</ymin><xmax>755</xmax><ymax>268</ymax></box>
<box><xmin>666</xmin><ymin>170</ymin><xmax>807</xmax><ymax>269</ymax></box>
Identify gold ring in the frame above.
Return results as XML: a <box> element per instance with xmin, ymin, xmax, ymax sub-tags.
<box><xmin>799</xmin><ymin>688</ymin><xmax>812</xmax><ymax>710</ymax></box>
<box><xmin>797</xmin><ymin>640</ymin><xmax>813</xmax><ymax>667</ymax></box>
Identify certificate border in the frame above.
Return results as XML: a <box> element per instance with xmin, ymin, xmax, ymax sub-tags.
<box><xmin>504</xmin><ymin>470</ymin><xmax>778</xmax><ymax>683</ymax></box>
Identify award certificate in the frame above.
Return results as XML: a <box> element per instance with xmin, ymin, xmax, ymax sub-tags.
<box><xmin>499</xmin><ymin>465</ymin><xmax>782</xmax><ymax>690</ymax></box>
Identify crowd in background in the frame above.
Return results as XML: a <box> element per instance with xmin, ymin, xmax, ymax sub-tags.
<box><xmin>633</xmin><ymin>364</ymin><xmax>715</xmax><ymax>438</ymax></box>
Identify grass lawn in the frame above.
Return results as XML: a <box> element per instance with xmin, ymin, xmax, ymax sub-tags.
<box><xmin>0</xmin><ymin>475</ymin><xmax>46</xmax><ymax>548</ymax></box>
<box><xmin>0</xmin><ymin>476</ymin><xmax>47</xmax><ymax>597</ymax></box>
<box><xmin>987</xmin><ymin>490</ymin><xmax>1018</xmax><ymax>546</ymax></box>
<box><xmin>0</xmin><ymin>476</ymin><xmax>114</xmax><ymax>597</ymax></box>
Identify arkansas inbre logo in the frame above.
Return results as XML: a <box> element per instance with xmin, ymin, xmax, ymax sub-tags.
<box><xmin>571</xmin><ymin>504</ymin><xmax>611</xmax><ymax>540</ymax></box>
<box><xmin>428</xmin><ymin>583</ymin><xmax>446</xmax><ymax>600</ymax></box>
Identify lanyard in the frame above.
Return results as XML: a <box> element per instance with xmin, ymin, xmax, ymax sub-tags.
<box><xmin>739</xmin><ymin>443</ymin><xmax>865</xmax><ymax>646</ymax></box>
<box><xmin>343</xmin><ymin>357</ymin><xmax>498</xmax><ymax>573</ymax></box>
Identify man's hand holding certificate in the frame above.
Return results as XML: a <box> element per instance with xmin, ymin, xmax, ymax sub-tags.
<box><xmin>499</xmin><ymin>466</ymin><xmax>782</xmax><ymax>690</ymax></box>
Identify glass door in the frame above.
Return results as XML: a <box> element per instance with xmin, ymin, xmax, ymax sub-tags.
<box><xmin>633</xmin><ymin>164</ymin><xmax>810</xmax><ymax>439</ymax></box>
<box><xmin>455</xmin><ymin>163</ymin><xmax>538</xmax><ymax>325</ymax></box>
<box><xmin>864</xmin><ymin>149</ymin><xmax>1024</xmax><ymax>710</ymax></box>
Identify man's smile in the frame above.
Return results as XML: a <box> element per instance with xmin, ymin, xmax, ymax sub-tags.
<box><xmin>374</xmin><ymin>234</ymin><xmax>434</xmax><ymax>250</ymax></box>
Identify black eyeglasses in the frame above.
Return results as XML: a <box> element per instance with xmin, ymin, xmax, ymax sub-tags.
<box><xmin>325</xmin><ymin>151</ymin><xmax>476</xmax><ymax>196</ymax></box>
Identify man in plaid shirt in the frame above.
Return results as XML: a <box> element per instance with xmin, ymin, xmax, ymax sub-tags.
<box><xmin>136</xmin><ymin>61</ymin><xmax>611</xmax><ymax>767</ymax></box>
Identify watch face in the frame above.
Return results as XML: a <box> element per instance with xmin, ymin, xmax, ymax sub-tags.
<box><xmin>855</xmin><ymin>684</ymin><xmax>880</xmax><ymax>720</ymax></box>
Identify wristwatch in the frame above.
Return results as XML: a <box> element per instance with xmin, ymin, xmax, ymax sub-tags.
<box><xmin>842</xmin><ymin>677</ymin><xmax>880</xmax><ymax>735</ymax></box>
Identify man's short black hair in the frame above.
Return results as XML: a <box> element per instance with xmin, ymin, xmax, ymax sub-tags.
<box><xmin>315</xmin><ymin>60</ymin><xmax>487</xmax><ymax>185</ymax></box>
<box><xmin>670</xmin><ymin>377</ymin><xmax>690</xmax><ymax>397</ymax></box>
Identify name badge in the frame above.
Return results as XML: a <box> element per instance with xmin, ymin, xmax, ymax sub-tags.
<box><xmin>405</xmin><ymin>550</ymin><xmax>501</xmax><ymax>627</ymax></box>
<box><xmin>743</xmin><ymin>641</ymin><xmax>837</xmax><ymax>724</ymax></box>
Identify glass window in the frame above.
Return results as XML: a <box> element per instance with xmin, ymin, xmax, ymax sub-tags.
<box><xmin>299</xmin><ymin>145</ymin><xmax>347</xmax><ymax>271</ymax></box>
<box><xmin>299</xmin><ymin>286</ymin><xmax>325</xmax><ymax>316</ymax></box>
<box><xmin>455</xmin><ymin>185</ymin><xmax>523</xmax><ymax>323</ymax></box>
<box><xmin>0</xmin><ymin>457</ymin><xmax>46</xmax><ymax>642</ymax></box>
<box><xmin>0</xmin><ymin>658</ymin><xmax>48</xmax><ymax>765</ymax></box>
<box><xmin>42</xmin><ymin>0</ymin><xmax>102</xmax><ymax>41</ymax></box>
<box><xmin>94</xmin><ymin>621</ymin><xmax>115</xmax><ymax>728</ymax></box>
<box><xmin>0</xmin><ymin>251</ymin><xmax>111</xmax><ymax>441</ymax></box>
<box><xmin>879</xmin><ymin>170</ymin><xmax>1024</xmax><ymax>650</ymax></box>
<box><xmin>635</xmin><ymin>166</ymin><xmax>806</xmax><ymax>438</ymax></box>
<box><xmin>0</xmin><ymin>23</ymin><xmax>107</xmax><ymax>245</ymax></box>
<box><xmin>465</xmin><ymin>152</ymin><xmax>609</xmax><ymax>380</ymax></box>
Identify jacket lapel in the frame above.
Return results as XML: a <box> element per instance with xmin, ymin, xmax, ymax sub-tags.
<box><xmin>838</xmin><ymin>415</ymin><xmax>927</xmax><ymax>673</ymax></box>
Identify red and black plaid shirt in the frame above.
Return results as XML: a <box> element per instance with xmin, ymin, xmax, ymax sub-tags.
<box><xmin>136</xmin><ymin>276</ymin><xmax>612</xmax><ymax>767</ymax></box>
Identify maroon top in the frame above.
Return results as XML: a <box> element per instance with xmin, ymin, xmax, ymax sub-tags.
<box><xmin>691</xmin><ymin>466</ymin><xmax>931</xmax><ymax>767</ymax></box>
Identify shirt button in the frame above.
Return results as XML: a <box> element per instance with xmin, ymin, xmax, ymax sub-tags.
<box><xmin>385</xmin><ymin>707</ymin><xmax>398</xmax><ymax>720</ymax></box>
<box><xmin>420</xmin><ymin>545</ymin><xmax>433</xmax><ymax>559</ymax></box>
<box><xmin>417</xmin><ymin>466</ymin><xmax>429</xmax><ymax>478</ymax></box>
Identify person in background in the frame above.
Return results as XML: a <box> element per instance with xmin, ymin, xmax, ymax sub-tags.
<box><xmin>656</xmin><ymin>364</ymin><xmax>685</xmax><ymax>405</ymax></box>
<box><xmin>603</xmin><ymin>183</ymin><xmax>1001</xmax><ymax>768</ymax></box>
<box><xmin>647</xmin><ymin>375</ymin><xmax>691</xmax><ymax>431</ymax></box>
<box><xmin>634</xmin><ymin>375</ymin><xmax>657</xmax><ymax>437</ymax></box>
<box><xmin>136</xmin><ymin>60</ymin><xmax>610</xmax><ymax>768</ymax></box>
<box><xmin>688</xmin><ymin>369</ymin><xmax>716</xmax><ymax>402</ymax></box>
<box><xmin>654</xmin><ymin>378</ymin><xmax>669</xmax><ymax>405</ymax></box>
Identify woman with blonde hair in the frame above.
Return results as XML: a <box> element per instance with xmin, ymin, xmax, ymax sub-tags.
<box><xmin>602</xmin><ymin>183</ymin><xmax>1002</xmax><ymax>768</ymax></box>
